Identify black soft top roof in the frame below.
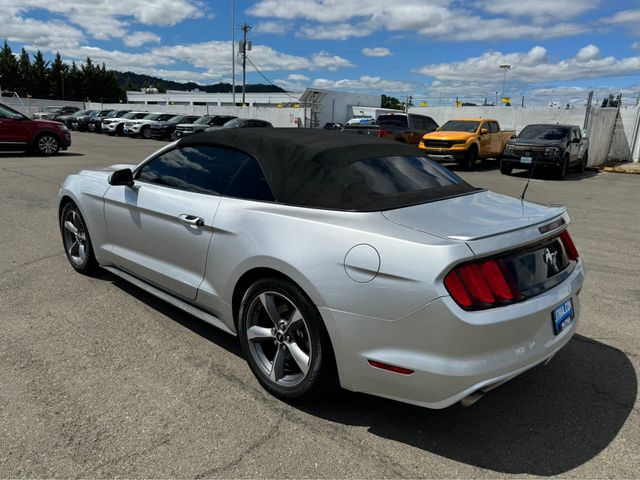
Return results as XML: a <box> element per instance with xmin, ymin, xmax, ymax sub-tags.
<box><xmin>177</xmin><ymin>128</ymin><xmax>478</xmax><ymax>211</ymax></box>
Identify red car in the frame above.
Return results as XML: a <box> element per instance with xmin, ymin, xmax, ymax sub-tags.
<box><xmin>0</xmin><ymin>103</ymin><xmax>71</xmax><ymax>155</ymax></box>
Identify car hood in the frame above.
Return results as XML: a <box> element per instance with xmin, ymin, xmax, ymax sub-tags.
<box><xmin>32</xmin><ymin>119</ymin><xmax>63</xmax><ymax>126</ymax></box>
<box><xmin>508</xmin><ymin>138</ymin><xmax>564</xmax><ymax>147</ymax></box>
<box><xmin>382</xmin><ymin>190</ymin><xmax>565</xmax><ymax>241</ymax></box>
<box><xmin>423</xmin><ymin>131</ymin><xmax>475</xmax><ymax>141</ymax></box>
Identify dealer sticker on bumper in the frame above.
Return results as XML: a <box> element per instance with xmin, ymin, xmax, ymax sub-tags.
<box><xmin>552</xmin><ymin>298</ymin><xmax>574</xmax><ymax>335</ymax></box>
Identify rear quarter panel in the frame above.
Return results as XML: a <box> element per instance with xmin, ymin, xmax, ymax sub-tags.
<box><xmin>197</xmin><ymin>198</ymin><xmax>473</xmax><ymax>331</ymax></box>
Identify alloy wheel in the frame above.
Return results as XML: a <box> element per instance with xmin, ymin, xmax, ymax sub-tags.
<box><xmin>245</xmin><ymin>291</ymin><xmax>312</xmax><ymax>387</ymax></box>
<box><xmin>38</xmin><ymin>135</ymin><xmax>58</xmax><ymax>155</ymax></box>
<box><xmin>62</xmin><ymin>209</ymin><xmax>88</xmax><ymax>266</ymax></box>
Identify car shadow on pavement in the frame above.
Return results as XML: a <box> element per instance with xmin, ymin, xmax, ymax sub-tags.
<box><xmin>109</xmin><ymin>275</ymin><xmax>636</xmax><ymax>476</ymax></box>
<box><xmin>299</xmin><ymin>334</ymin><xmax>636</xmax><ymax>476</ymax></box>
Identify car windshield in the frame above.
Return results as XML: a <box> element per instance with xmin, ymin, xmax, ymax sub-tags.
<box><xmin>194</xmin><ymin>116</ymin><xmax>212</xmax><ymax>124</ymax></box>
<box><xmin>0</xmin><ymin>103</ymin><xmax>26</xmax><ymax>119</ymax></box>
<box><xmin>518</xmin><ymin>125</ymin><xmax>569</xmax><ymax>140</ymax></box>
<box><xmin>440</xmin><ymin>121</ymin><xmax>480</xmax><ymax>133</ymax></box>
<box><xmin>143</xmin><ymin>113</ymin><xmax>162</xmax><ymax>120</ymax></box>
<box><xmin>42</xmin><ymin>106</ymin><xmax>61</xmax><ymax>112</ymax></box>
<box><xmin>72</xmin><ymin>110</ymin><xmax>89</xmax><ymax>117</ymax></box>
<box><xmin>377</xmin><ymin>115</ymin><xmax>408</xmax><ymax>128</ymax></box>
<box><xmin>167</xmin><ymin>115</ymin><xmax>185</xmax><ymax>123</ymax></box>
<box><xmin>121</xmin><ymin>112</ymin><xmax>140</xmax><ymax>119</ymax></box>
<box><xmin>106</xmin><ymin>111</ymin><xmax>119</xmax><ymax>118</ymax></box>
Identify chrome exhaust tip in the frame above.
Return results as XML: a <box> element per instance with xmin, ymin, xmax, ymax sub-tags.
<box><xmin>460</xmin><ymin>390</ymin><xmax>485</xmax><ymax>407</ymax></box>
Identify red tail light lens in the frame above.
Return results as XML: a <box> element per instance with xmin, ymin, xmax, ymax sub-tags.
<box><xmin>559</xmin><ymin>230</ymin><xmax>579</xmax><ymax>261</ymax></box>
<box><xmin>444</xmin><ymin>259</ymin><xmax>516</xmax><ymax>309</ymax></box>
<box><xmin>376</xmin><ymin>129</ymin><xmax>389</xmax><ymax>138</ymax></box>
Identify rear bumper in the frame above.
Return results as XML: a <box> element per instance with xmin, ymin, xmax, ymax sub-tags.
<box><xmin>320</xmin><ymin>260</ymin><xmax>585</xmax><ymax>409</ymax></box>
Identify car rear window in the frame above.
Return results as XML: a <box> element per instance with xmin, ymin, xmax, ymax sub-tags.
<box><xmin>376</xmin><ymin>115</ymin><xmax>408</xmax><ymax>128</ymax></box>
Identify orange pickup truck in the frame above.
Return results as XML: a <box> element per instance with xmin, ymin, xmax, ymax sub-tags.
<box><xmin>419</xmin><ymin>118</ymin><xmax>515</xmax><ymax>170</ymax></box>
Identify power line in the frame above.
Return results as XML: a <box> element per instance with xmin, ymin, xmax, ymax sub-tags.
<box><xmin>245</xmin><ymin>56</ymin><xmax>301</xmax><ymax>101</ymax></box>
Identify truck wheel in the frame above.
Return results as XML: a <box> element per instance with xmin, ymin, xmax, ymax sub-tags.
<box><xmin>463</xmin><ymin>147</ymin><xmax>477</xmax><ymax>170</ymax></box>
<box><xmin>500</xmin><ymin>161</ymin><xmax>512</xmax><ymax>175</ymax></box>
<box><xmin>557</xmin><ymin>155</ymin><xmax>569</xmax><ymax>180</ymax></box>
<box><xmin>577</xmin><ymin>151</ymin><xmax>588</xmax><ymax>173</ymax></box>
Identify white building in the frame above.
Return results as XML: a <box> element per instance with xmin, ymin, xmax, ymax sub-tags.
<box><xmin>126</xmin><ymin>88</ymin><xmax>381</xmax><ymax>126</ymax></box>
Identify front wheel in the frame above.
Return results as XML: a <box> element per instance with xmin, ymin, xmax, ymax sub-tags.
<box><xmin>577</xmin><ymin>151</ymin><xmax>588</xmax><ymax>173</ymax></box>
<box><xmin>557</xmin><ymin>155</ymin><xmax>569</xmax><ymax>180</ymax></box>
<box><xmin>238</xmin><ymin>278</ymin><xmax>336</xmax><ymax>401</ymax></box>
<box><xmin>60</xmin><ymin>202</ymin><xmax>98</xmax><ymax>274</ymax></box>
<box><xmin>34</xmin><ymin>134</ymin><xmax>60</xmax><ymax>155</ymax></box>
<box><xmin>141</xmin><ymin>126</ymin><xmax>151</xmax><ymax>139</ymax></box>
<box><xmin>462</xmin><ymin>147</ymin><xmax>477</xmax><ymax>170</ymax></box>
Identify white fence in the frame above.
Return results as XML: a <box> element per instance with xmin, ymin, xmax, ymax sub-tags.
<box><xmin>409</xmin><ymin>105</ymin><xmax>640</xmax><ymax>166</ymax></box>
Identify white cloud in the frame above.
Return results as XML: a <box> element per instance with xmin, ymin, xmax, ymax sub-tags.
<box><xmin>255</xmin><ymin>21</ymin><xmax>290</xmax><ymax>35</ymax></box>
<box><xmin>416</xmin><ymin>45</ymin><xmax>640</xmax><ymax>84</ymax></box>
<box><xmin>475</xmin><ymin>0</ymin><xmax>599</xmax><ymax>21</ymax></box>
<box><xmin>312</xmin><ymin>75</ymin><xmax>414</xmax><ymax>93</ymax></box>
<box><xmin>362</xmin><ymin>47</ymin><xmax>391</xmax><ymax>57</ymax></box>
<box><xmin>633</xmin><ymin>42</ymin><xmax>640</xmax><ymax>50</ymax></box>
<box><xmin>287</xmin><ymin>73</ymin><xmax>310</xmax><ymax>81</ymax></box>
<box><xmin>575</xmin><ymin>44</ymin><xmax>600</xmax><ymax>62</ymax></box>
<box><xmin>0</xmin><ymin>0</ymin><xmax>203</xmax><ymax>46</ymax></box>
<box><xmin>124</xmin><ymin>31</ymin><xmax>161</xmax><ymax>48</ymax></box>
<box><xmin>248</xmin><ymin>0</ymin><xmax>588</xmax><ymax>41</ymax></box>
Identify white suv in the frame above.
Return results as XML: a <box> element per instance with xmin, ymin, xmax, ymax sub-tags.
<box><xmin>102</xmin><ymin>111</ymin><xmax>148</xmax><ymax>136</ymax></box>
<box><xmin>123</xmin><ymin>113</ymin><xmax>175</xmax><ymax>139</ymax></box>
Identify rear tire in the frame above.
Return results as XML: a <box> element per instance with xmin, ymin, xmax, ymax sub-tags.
<box><xmin>238</xmin><ymin>278</ymin><xmax>336</xmax><ymax>402</ymax></box>
<box><xmin>141</xmin><ymin>126</ymin><xmax>151</xmax><ymax>139</ymax></box>
<box><xmin>577</xmin><ymin>151</ymin><xmax>588</xmax><ymax>173</ymax></box>
<box><xmin>60</xmin><ymin>202</ymin><xmax>98</xmax><ymax>275</ymax></box>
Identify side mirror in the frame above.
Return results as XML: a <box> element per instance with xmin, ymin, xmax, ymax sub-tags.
<box><xmin>435</xmin><ymin>127</ymin><xmax>441</xmax><ymax>131</ymax></box>
<box><xmin>108</xmin><ymin>168</ymin><xmax>134</xmax><ymax>186</ymax></box>
<box><xmin>480</xmin><ymin>128</ymin><xmax>489</xmax><ymax>134</ymax></box>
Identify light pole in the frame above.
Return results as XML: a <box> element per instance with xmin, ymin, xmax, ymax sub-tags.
<box><xmin>499</xmin><ymin>64</ymin><xmax>511</xmax><ymax>104</ymax></box>
<box><xmin>60</xmin><ymin>71</ymin><xmax>65</xmax><ymax>101</ymax></box>
<box><xmin>0</xmin><ymin>74</ymin><xmax>3</xmax><ymax>96</ymax></box>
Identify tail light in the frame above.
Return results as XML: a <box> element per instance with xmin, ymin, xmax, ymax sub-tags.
<box><xmin>444</xmin><ymin>230</ymin><xmax>579</xmax><ymax>310</ymax></box>
<box><xmin>376</xmin><ymin>129</ymin><xmax>389</xmax><ymax>138</ymax></box>
<box><xmin>559</xmin><ymin>230</ymin><xmax>579</xmax><ymax>260</ymax></box>
<box><xmin>445</xmin><ymin>259</ymin><xmax>517</xmax><ymax>310</ymax></box>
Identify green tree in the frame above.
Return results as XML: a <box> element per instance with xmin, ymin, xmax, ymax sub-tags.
<box><xmin>0</xmin><ymin>41</ymin><xmax>19</xmax><ymax>94</ymax></box>
<box><xmin>17</xmin><ymin>48</ymin><xmax>32</xmax><ymax>97</ymax></box>
<box><xmin>48</xmin><ymin>52</ymin><xmax>68</xmax><ymax>100</ymax></box>
<box><xmin>381</xmin><ymin>94</ymin><xmax>403</xmax><ymax>110</ymax></box>
<box><xmin>31</xmin><ymin>50</ymin><xmax>50</xmax><ymax>98</ymax></box>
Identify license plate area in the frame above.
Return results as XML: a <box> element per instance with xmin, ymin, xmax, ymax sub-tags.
<box><xmin>552</xmin><ymin>298</ymin><xmax>574</xmax><ymax>335</ymax></box>
<box><xmin>520</xmin><ymin>156</ymin><xmax>533</xmax><ymax>164</ymax></box>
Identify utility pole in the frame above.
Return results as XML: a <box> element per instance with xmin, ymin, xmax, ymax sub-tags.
<box><xmin>61</xmin><ymin>71</ymin><xmax>65</xmax><ymax>101</ymax></box>
<box><xmin>240</xmin><ymin>23</ymin><xmax>252</xmax><ymax>106</ymax></box>
<box><xmin>231</xmin><ymin>0</ymin><xmax>235</xmax><ymax>106</ymax></box>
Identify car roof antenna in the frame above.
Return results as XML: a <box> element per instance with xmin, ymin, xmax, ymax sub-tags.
<box><xmin>520</xmin><ymin>158</ymin><xmax>537</xmax><ymax>201</ymax></box>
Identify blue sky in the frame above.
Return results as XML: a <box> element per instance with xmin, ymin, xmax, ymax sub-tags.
<box><xmin>2</xmin><ymin>0</ymin><xmax>640</xmax><ymax>105</ymax></box>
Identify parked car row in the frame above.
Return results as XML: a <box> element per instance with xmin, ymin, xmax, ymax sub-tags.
<box><xmin>336</xmin><ymin>112</ymin><xmax>588</xmax><ymax>179</ymax></box>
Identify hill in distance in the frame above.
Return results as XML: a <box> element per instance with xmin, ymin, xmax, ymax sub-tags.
<box><xmin>116</xmin><ymin>71</ymin><xmax>286</xmax><ymax>94</ymax></box>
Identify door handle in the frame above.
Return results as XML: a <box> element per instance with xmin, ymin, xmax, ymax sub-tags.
<box><xmin>179</xmin><ymin>214</ymin><xmax>205</xmax><ymax>227</ymax></box>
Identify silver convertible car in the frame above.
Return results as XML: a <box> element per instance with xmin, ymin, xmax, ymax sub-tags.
<box><xmin>58</xmin><ymin>129</ymin><xmax>585</xmax><ymax>408</ymax></box>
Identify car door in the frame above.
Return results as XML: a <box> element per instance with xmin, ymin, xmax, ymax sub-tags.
<box><xmin>103</xmin><ymin>145</ymin><xmax>252</xmax><ymax>300</ymax></box>
<box><xmin>570</xmin><ymin>127</ymin><xmax>581</xmax><ymax>163</ymax></box>
<box><xmin>0</xmin><ymin>106</ymin><xmax>30</xmax><ymax>146</ymax></box>
<box><xmin>489</xmin><ymin>121</ymin><xmax>502</xmax><ymax>155</ymax></box>
<box><xmin>478</xmin><ymin>121</ymin><xmax>492</xmax><ymax>156</ymax></box>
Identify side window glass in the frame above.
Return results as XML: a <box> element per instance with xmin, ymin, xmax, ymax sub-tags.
<box><xmin>137</xmin><ymin>146</ymin><xmax>250</xmax><ymax>195</ymax></box>
<box><xmin>226</xmin><ymin>157</ymin><xmax>275</xmax><ymax>202</ymax></box>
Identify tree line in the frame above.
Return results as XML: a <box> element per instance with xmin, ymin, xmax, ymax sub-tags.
<box><xmin>0</xmin><ymin>40</ymin><xmax>123</xmax><ymax>103</ymax></box>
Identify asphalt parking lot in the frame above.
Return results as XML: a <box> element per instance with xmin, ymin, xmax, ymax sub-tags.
<box><xmin>1</xmin><ymin>132</ymin><xmax>638</xmax><ymax>478</ymax></box>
